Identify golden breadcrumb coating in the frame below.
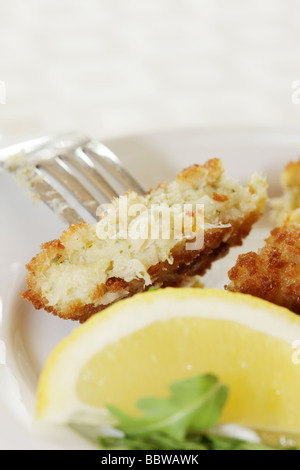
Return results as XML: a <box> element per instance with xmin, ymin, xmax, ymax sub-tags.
<box><xmin>21</xmin><ymin>159</ymin><xmax>267</xmax><ymax>322</ymax></box>
<box><xmin>271</xmin><ymin>158</ymin><xmax>300</xmax><ymax>225</ymax></box>
<box><xmin>226</xmin><ymin>209</ymin><xmax>300</xmax><ymax>314</ymax></box>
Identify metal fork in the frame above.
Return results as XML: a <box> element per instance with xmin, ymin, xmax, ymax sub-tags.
<box><xmin>0</xmin><ymin>132</ymin><xmax>145</xmax><ymax>225</ymax></box>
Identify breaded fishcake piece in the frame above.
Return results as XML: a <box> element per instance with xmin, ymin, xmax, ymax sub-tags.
<box><xmin>21</xmin><ymin>159</ymin><xmax>267</xmax><ymax>322</ymax></box>
<box><xmin>271</xmin><ymin>158</ymin><xmax>300</xmax><ymax>225</ymax></box>
<box><xmin>226</xmin><ymin>209</ymin><xmax>300</xmax><ymax>314</ymax></box>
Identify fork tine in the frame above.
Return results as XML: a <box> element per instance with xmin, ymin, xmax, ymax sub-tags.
<box><xmin>82</xmin><ymin>140</ymin><xmax>145</xmax><ymax>194</ymax></box>
<box><xmin>31</xmin><ymin>167</ymin><xmax>84</xmax><ymax>225</ymax></box>
<box><xmin>38</xmin><ymin>158</ymin><xmax>100</xmax><ymax>219</ymax></box>
<box><xmin>65</xmin><ymin>149</ymin><xmax>119</xmax><ymax>200</ymax></box>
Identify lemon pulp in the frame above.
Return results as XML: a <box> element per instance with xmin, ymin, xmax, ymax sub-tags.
<box><xmin>77</xmin><ymin>316</ymin><xmax>300</xmax><ymax>433</ymax></box>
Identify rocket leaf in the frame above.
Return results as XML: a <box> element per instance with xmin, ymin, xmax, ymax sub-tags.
<box><xmin>107</xmin><ymin>374</ymin><xmax>228</xmax><ymax>442</ymax></box>
<box><xmin>98</xmin><ymin>374</ymin><xmax>300</xmax><ymax>450</ymax></box>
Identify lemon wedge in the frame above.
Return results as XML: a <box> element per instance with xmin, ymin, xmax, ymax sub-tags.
<box><xmin>36</xmin><ymin>288</ymin><xmax>300</xmax><ymax>434</ymax></box>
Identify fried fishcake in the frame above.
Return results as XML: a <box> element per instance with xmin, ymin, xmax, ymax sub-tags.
<box><xmin>22</xmin><ymin>159</ymin><xmax>267</xmax><ymax>322</ymax></box>
<box><xmin>226</xmin><ymin>209</ymin><xmax>300</xmax><ymax>314</ymax></box>
<box><xmin>271</xmin><ymin>158</ymin><xmax>300</xmax><ymax>225</ymax></box>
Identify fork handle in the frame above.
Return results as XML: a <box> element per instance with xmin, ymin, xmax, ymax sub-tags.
<box><xmin>0</xmin><ymin>131</ymin><xmax>88</xmax><ymax>167</ymax></box>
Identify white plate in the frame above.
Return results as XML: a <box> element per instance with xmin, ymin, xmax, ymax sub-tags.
<box><xmin>0</xmin><ymin>127</ymin><xmax>299</xmax><ymax>449</ymax></box>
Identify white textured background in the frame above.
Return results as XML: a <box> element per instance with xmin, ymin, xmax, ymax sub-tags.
<box><xmin>0</xmin><ymin>0</ymin><xmax>300</xmax><ymax>140</ymax></box>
